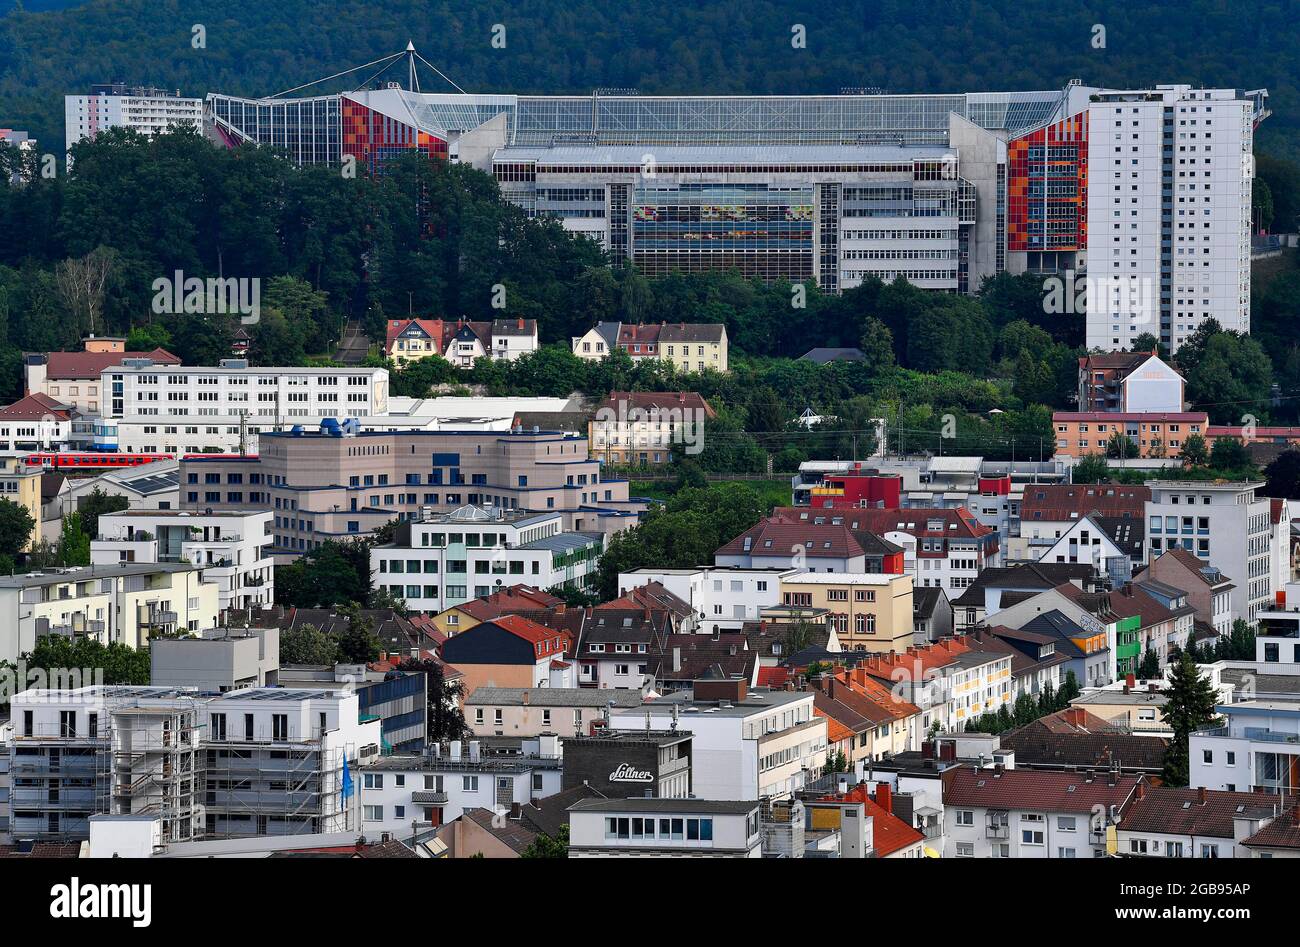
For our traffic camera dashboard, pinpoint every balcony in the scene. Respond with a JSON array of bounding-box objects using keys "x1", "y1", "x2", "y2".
[{"x1": 411, "y1": 790, "x2": 449, "y2": 805}]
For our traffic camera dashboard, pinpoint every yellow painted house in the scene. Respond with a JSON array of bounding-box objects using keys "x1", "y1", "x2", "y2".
[{"x1": 778, "y1": 571, "x2": 914, "y2": 654}]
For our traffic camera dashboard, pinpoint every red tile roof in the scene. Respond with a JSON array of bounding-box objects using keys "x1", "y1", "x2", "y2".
[
  {"x1": 454, "y1": 585, "x2": 565, "y2": 622},
  {"x1": 715, "y1": 519, "x2": 864, "y2": 560},
  {"x1": 42, "y1": 347, "x2": 180, "y2": 380},
  {"x1": 0, "y1": 392, "x2": 72, "y2": 420},
  {"x1": 1020, "y1": 484, "x2": 1150, "y2": 522},
  {"x1": 491, "y1": 613, "x2": 569, "y2": 647},
  {"x1": 385, "y1": 318, "x2": 446, "y2": 355},
  {"x1": 817, "y1": 784, "x2": 924, "y2": 857},
  {"x1": 1122, "y1": 786, "x2": 1289, "y2": 839},
  {"x1": 1053, "y1": 411, "x2": 1207, "y2": 423},
  {"x1": 1243, "y1": 806, "x2": 1300, "y2": 850},
  {"x1": 944, "y1": 767, "x2": 1143, "y2": 814},
  {"x1": 772, "y1": 506, "x2": 994, "y2": 541},
  {"x1": 596, "y1": 391, "x2": 716, "y2": 417}
]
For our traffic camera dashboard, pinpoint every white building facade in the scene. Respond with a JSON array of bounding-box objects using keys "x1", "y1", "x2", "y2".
[
  {"x1": 91, "y1": 509, "x2": 275, "y2": 613},
  {"x1": 1085, "y1": 86, "x2": 1254, "y2": 353},
  {"x1": 103, "y1": 360, "x2": 390, "y2": 455}
]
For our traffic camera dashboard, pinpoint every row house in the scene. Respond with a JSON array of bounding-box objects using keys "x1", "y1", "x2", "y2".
[
  {"x1": 385, "y1": 317, "x2": 539, "y2": 366},
  {"x1": 773, "y1": 505, "x2": 995, "y2": 593}
]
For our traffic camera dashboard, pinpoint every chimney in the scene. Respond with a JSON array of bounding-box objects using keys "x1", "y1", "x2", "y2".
[
  {"x1": 510, "y1": 801, "x2": 522, "y2": 820},
  {"x1": 1125, "y1": 673, "x2": 1136, "y2": 689},
  {"x1": 1136, "y1": 782, "x2": 1146, "y2": 801},
  {"x1": 874, "y1": 781, "x2": 892, "y2": 814},
  {"x1": 1293, "y1": 805, "x2": 1300, "y2": 826},
  {"x1": 522, "y1": 691, "x2": 530, "y2": 706},
  {"x1": 672, "y1": 647, "x2": 681, "y2": 673},
  {"x1": 1198, "y1": 786, "x2": 1208, "y2": 806}
]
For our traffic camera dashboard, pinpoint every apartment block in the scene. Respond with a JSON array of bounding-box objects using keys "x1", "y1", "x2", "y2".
[
  {"x1": 944, "y1": 767, "x2": 1142, "y2": 858},
  {"x1": 91, "y1": 509, "x2": 274, "y2": 613},
  {"x1": 103, "y1": 359, "x2": 389, "y2": 455},
  {"x1": 0, "y1": 563, "x2": 220, "y2": 662},
  {"x1": 370, "y1": 505, "x2": 602, "y2": 614},
  {"x1": 1144, "y1": 480, "x2": 1275, "y2": 623},
  {"x1": 1085, "y1": 86, "x2": 1254, "y2": 352},
  {"x1": 1051, "y1": 411, "x2": 1207, "y2": 459},
  {"x1": 179, "y1": 426, "x2": 644, "y2": 554},
  {"x1": 359, "y1": 737, "x2": 563, "y2": 835},
  {"x1": 568, "y1": 798, "x2": 762, "y2": 858},
  {"x1": 65, "y1": 82, "x2": 203, "y2": 157},
  {"x1": 1192, "y1": 701, "x2": 1300, "y2": 796}
]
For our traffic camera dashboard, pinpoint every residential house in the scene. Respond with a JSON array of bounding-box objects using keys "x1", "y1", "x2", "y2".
[
  {"x1": 943, "y1": 767, "x2": 1143, "y2": 858},
  {"x1": 589, "y1": 391, "x2": 716, "y2": 467},
  {"x1": 997, "y1": 707, "x2": 1167, "y2": 776},
  {"x1": 438, "y1": 615, "x2": 575, "y2": 695},
  {"x1": 776, "y1": 571, "x2": 914, "y2": 654},
  {"x1": 464, "y1": 687, "x2": 645, "y2": 738},
  {"x1": 1077, "y1": 350, "x2": 1185, "y2": 414},
  {"x1": 1117, "y1": 784, "x2": 1291, "y2": 858},
  {"x1": 1137, "y1": 548, "x2": 1234, "y2": 636}
]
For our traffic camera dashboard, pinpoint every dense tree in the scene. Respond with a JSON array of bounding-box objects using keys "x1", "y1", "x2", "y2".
[
  {"x1": 1071, "y1": 455, "x2": 1113, "y2": 485},
  {"x1": 399, "y1": 656, "x2": 469, "y2": 744},
  {"x1": 0, "y1": 497, "x2": 34, "y2": 557},
  {"x1": 1161, "y1": 652, "x2": 1223, "y2": 787},
  {"x1": 520, "y1": 825, "x2": 570, "y2": 858},
  {"x1": 335, "y1": 603, "x2": 382, "y2": 664},
  {"x1": 275, "y1": 541, "x2": 371, "y2": 608},
  {"x1": 279, "y1": 623, "x2": 339, "y2": 665},
  {"x1": 77, "y1": 488, "x2": 130, "y2": 539},
  {"x1": 1263, "y1": 449, "x2": 1300, "y2": 499}
]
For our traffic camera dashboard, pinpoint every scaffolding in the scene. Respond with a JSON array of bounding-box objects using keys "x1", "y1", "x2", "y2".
[
  {"x1": 107, "y1": 705, "x2": 202, "y2": 843},
  {"x1": 200, "y1": 726, "x2": 357, "y2": 839}
]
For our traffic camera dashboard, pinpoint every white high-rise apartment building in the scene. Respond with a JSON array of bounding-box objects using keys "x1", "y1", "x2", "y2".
[
  {"x1": 104, "y1": 359, "x2": 389, "y2": 454},
  {"x1": 65, "y1": 82, "x2": 204, "y2": 158},
  {"x1": 1144, "y1": 480, "x2": 1275, "y2": 624},
  {"x1": 1086, "y1": 86, "x2": 1254, "y2": 353}
]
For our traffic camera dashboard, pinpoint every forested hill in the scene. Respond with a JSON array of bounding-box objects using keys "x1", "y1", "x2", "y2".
[{"x1": 1, "y1": 0, "x2": 1298, "y2": 157}]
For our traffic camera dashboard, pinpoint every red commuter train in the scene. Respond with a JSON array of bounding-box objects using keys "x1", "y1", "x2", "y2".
[{"x1": 22, "y1": 452, "x2": 174, "y2": 470}]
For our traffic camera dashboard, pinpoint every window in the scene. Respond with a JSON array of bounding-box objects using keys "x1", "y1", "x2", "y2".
[
  {"x1": 1021, "y1": 829, "x2": 1045, "y2": 845},
  {"x1": 462, "y1": 776, "x2": 479, "y2": 792},
  {"x1": 363, "y1": 806, "x2": 383, "y2": 821},
  {"x1": 955, "y1": 842, "x2": 975, "y2": 857},
  {"x1": 955, "y1": 810, "x2": 974, "y2": 826}
]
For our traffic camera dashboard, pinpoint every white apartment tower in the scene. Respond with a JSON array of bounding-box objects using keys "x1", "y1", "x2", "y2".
[
  {"x1": 65, "y1": 82, "x2": 204, "y2": 158},
  {"x1": 1085, "y1": 86, "x2": 1255, "y2": 353}
]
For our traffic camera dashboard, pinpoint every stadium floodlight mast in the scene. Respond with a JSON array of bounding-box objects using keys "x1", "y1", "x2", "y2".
[{"x1": 268, "y1": 40, "x2": 468, "y2": 98}]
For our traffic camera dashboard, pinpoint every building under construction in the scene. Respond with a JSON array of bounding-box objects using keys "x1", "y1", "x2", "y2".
[{"x1": 5, "y1": 685, "x2": 381, "y2": 844}]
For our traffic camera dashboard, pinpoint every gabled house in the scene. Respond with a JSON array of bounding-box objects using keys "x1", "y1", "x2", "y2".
[
  {"x1": 1138, "y1": 548, "x2": 1234, "y2": 636},
  {"x1": 438, "y1": 614, "x2": 574, "y2": 696},
  {"x1": 1077, "y1": 350, "x2": 1185, "y2": 414}
]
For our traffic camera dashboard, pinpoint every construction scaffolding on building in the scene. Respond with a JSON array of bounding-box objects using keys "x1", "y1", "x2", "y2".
[{"x1": 108, "y1": 704, "x2": 203, "y2": 843}]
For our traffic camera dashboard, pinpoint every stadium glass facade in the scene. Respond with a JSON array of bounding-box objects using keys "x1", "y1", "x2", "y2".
[{"x1": 202, "y1": 78, "x2": 1266, "y2": 324}]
